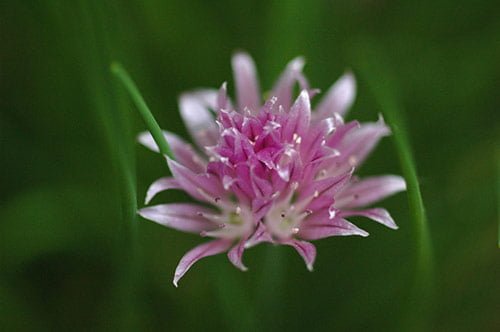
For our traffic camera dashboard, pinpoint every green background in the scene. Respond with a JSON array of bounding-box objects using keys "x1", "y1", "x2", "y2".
[{"x1": 1, "y1": 0, "x2": 498, "y2": 331}]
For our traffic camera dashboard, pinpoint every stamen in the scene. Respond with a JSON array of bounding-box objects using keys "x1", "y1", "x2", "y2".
[
  {"x1": 324, "y1": 117, "x2": 335, "y2": 135},
  {"x1": 197, "y1": 212, "x2": 224, "y2": 223},
  {"x1": 262, "y1": 96, "x2": 278, "y2": 114},
  {"x1": 196, "y1": 187, "x2": 233, "y2": 210},
  {"x1": 297, "y1": 209, "x2": 313, "y2": 220},
  {"x1": 333, "y1": 112, "x2": 344, "y2": 126},
  {"x1": 263, "y1": 121, "x2": 281, "y2": 134},
  {"x1": 292, "y1": 133, "x2": 302, "y2": 145},
  {"x1": 328, "y1": 205, "x2": 337, "y2": 219}
]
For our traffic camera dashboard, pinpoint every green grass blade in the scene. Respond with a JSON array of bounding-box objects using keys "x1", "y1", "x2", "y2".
[
  {"x1": 352, "y1": 43, "x2": 434, "y2": 330},
  {"x1": 111, "y1": 62, "x2": 174, "y2": 160},
  {"x1": 71, "y1": 1, "x2": 140, "y2": 329},
  {"x1": 497, "y1": 148, "x2": 500, "y2": 248}
]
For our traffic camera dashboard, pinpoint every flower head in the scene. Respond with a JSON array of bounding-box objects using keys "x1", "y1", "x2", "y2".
[{"x1": 138, "y1": 52, "x2": 406, "y2": 286}]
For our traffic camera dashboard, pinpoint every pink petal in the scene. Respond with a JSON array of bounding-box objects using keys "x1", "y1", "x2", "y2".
[
  {"x1": 299, "y1": 215, "x2": 369, "y2": 240},
  {"x1": 245, "y1": 221, "x2": 273, "y2": 248},
  {"x1": 298, "y1": 168, "x2": 353, "y2": 211},
  {"x1": 324, "y1": 119, "x2": 360, "y2": 149},
  {"x1": 315, "y1": 71, "x2": 356, "y2": 119},
  {"x1": 138, "y1": 203, "x2": 220, "y2": 233},
  {"x1": 282, "y1": 90, "x2": 311, "y2": 141},
  {"x1": 300, "y1": 117, "x2": 336, "y2": 163},
  {"x1": 251, "y1": 198, "x2": 274, "y2": 222},
  {"x1": 227, "y1": 237, "x2": 249, "y2": 271},
  {"x1": 282, "y1": 239, "x2": 317, "y2": 271},
  {"x1": 138, "y1": 131, "x2": 206, "y2": 172},
  {"x1": 179, "y1": 90, "x2": 219, "y2": 149},
  {"x1": 272, "y1": 57, "x2": 305, "y2": 110},
  {"x1": 337, "y1": 116, "x2": 390, "y2": 168},
  {"x1": 232, "y1": 52, "x2": 261, "y2": 111},
  {"x1": 217, "y1": 82, "x2": 233, "y2": 110},
  {"x1": 167, "y1": 157, "x2": 227, "y2": 205},
  {"x1": 145, "y1": 177, "x2": 181, "y2": 204},
  {"x1": 173, "y1": 239, "x2": 233, "y2": 287},
  {"x1": 335, "y1": 175, "x2": 406, "y2": 208},
  {"x1": 340, "y1": 208, "x2": 398, "y2": 229}
]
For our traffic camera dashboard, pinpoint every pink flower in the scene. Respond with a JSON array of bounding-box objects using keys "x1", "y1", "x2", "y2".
[{"x1": 138, "y1": 53, "x2": 406, "y2": 286}]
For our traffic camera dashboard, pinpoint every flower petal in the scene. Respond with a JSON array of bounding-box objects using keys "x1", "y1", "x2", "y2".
[
  {"x1": 217, "y1": 82, "x2": 233, "y2": 110},
  {"x1": 299, "y1": 215, "x2": 369, "y2": 240},
  {"x1": 272, "y1": 57, "x2": 305, "y2": 110},
  {"x1": 283, "y1": 239, "x2": 316, "y2": 271},
  {"x1": 336, "y1": 116, "x2": 390, "y2": 168},
  {"x1": 315, "y1": 71, "x2": 356, "y2": 119},
  {"x1": 173, "y1": 239, "x2": 233, "y2": 287},
  {"x1": 232, "y1": 52, "x2": 261, "y2": 112},
  {"x1": 167, "y1": 157, "x2": 227, "y2": 205},
  {"x1": 335, "y1": 175, "x2": 406, "y2": 208},
  {"x1": 138, "y1": 131, "x2": 207, "y2": 172},
  {"x1": 282, "y1": 90, "x2": 311, "y2": 142},
  {"x1": 298, "y1": 168, "x2": 353, "y2": 211},
  {"x1": 138, "y1": 203, "x2": 220, "y2": 233},
  {"x1": 340, "y1": 208, "x2": 398, "y2": 229},
  {"x1": 245, "y1": 221, "x2": 273, "y2": 248},
  {"x1": 300, "y1": 117, "x2": 336, "y2": 164},
  {"x1": 227, "y1": 237, "x2": 249, "y2": 271},
  {"x1": 179, "y1": 90, "x2": 219, "y2": 149},
  {"x1": 145, "y1": 177, "x2": 181, "y2": 204}
]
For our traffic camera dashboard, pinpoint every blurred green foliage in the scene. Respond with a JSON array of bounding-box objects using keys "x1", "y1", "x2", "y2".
[{"x1": 1, "y1": 0, "x2": 498, "y2": 331}]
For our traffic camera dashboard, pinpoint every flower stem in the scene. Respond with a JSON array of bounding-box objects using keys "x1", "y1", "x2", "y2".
[{"x1": 111, "y1": 62, "x2": 174, "y2": 160}]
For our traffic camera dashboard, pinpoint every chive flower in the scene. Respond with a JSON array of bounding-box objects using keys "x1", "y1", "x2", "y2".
[{"x1": 138, "y1": 53, "x2": 406, "y2": 286}]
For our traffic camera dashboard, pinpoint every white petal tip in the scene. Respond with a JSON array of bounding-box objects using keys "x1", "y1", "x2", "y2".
[
  {"x1": 359, "y1": 230, "x2": 370, "y2": 237},
  {"x1": 290, "y1": 56, "x2": 305, "y2": 70},
  {"x1": 137, "y1": 131, "x2": 161, "y2": 153},
  {"x1": 232, "y1": 53, "x2": 257, "y2": 80},
  {"x1": 299, "y1": 89, "x2": 311, "y2": 100},
  {"x1": 233, "y1": 51, "x2": 252, "y2": 60},
  {"x1": 385, "y1": 219, "x2": 399, "y2": 230},
  {"x1": 342, "y1": 70, "x2": 356, "y2": 83}
]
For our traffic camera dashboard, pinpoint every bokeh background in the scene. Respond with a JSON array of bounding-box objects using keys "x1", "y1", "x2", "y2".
[{"x1": 1, "y1": 0, "x2": 498, "y2": 331}]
